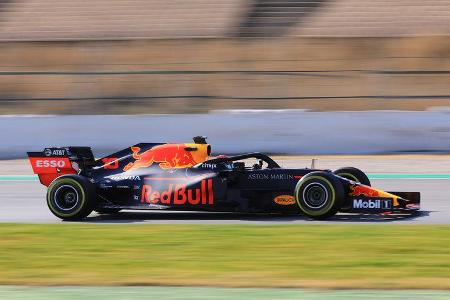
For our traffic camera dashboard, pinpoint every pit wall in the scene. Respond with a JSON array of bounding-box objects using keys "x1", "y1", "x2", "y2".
[{"x1": 3, "y1": 110, "x2": 450, "y2": 159}]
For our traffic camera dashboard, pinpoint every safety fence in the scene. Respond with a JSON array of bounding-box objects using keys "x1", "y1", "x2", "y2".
[{"x1": 2, "y1": 110, "x2": 450, "y2": 158}]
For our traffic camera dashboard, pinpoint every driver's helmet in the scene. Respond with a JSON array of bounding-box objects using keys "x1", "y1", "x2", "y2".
[
  {"x1": 223, "y1": 162, "x2": 234, "y2": 170},
  {"x1": 214, "y1": 155, "x2": 233, "y2": 170}
]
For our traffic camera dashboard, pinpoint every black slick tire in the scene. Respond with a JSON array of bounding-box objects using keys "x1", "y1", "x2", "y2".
[
  {"x1": 46, "y1": 175, "x2": 96, "y2": 221},
  {"x1": 294, "y1": 171, "x2": 345, "y2": 220},
  {"x1": 334, "y1": 167, "x2": 371, "y2": 186}
]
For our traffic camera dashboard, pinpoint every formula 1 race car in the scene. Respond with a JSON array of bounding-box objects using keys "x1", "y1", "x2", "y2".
[{"x1": 27, "y1": 137, "x2": 420, "y2": 221}]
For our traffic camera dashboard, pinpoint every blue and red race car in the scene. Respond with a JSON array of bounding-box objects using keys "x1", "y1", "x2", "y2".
[{"x1": 28, "y1": 137, "x2": 420, "y2": 221}]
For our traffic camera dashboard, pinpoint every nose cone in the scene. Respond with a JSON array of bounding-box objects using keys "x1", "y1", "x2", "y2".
[{"x1": 350, "y1": 183, "x2": 400, "y2": 206}]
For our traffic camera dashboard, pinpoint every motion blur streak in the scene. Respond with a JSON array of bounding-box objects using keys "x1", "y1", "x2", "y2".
[
  {"x1": 0, "y1": 286, "x2": 449, "y2": 300},
  {"x1": 0, "y1": 1, "x2": 449, "y2": 114}
]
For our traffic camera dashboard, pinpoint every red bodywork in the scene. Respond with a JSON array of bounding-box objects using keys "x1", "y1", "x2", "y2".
[
  {"x1": 349, "y1": 185, "x2": 380, "y2": 197},
  {"x1": 124, "y1": 144, "x2": 198, "y2": 171},
  {"x1": 28, "y1": 156, "x2": 77, "y2": 186}
]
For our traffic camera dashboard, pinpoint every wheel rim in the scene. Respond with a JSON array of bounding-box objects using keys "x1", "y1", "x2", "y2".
[
  {"x1": 54, "y1": 185, "x2": 79, "y2": 211},
  {"x1": 302, "y1": 182, "x2": 329, "y2": 209}
]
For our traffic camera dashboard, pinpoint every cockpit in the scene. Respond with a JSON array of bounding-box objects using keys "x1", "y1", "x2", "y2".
[{"x1": 196, "y1": 153, "x2": 281, "y2": 171}]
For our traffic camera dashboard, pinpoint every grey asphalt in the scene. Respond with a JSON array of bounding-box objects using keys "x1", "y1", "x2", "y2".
[
  {"x1": 1, "y1": 179, "x2": 449, "y2": 224},
  {"x1": 1, "y1": 286, "x2": 450, "y2": 300}
]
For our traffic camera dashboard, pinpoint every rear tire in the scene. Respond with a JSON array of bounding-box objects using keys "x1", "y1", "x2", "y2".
[
  {"x1": 334, "y1": 167, "x2": 371, "y2": 186},
  {"x1": 295, "y1": 171, "x2": 345, "y2": 220},
  {"x1": 46, "y1": 175, "x2": 96, "y2": 221}
]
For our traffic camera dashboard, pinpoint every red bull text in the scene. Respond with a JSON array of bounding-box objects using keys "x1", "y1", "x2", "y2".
[{"x1": 141, "y1": 179, "x2": 214, "y2": 206}]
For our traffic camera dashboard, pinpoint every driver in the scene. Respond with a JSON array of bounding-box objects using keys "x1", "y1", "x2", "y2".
[{"x1": 253, "y1": 160, "x2": 263, "y2": 170}]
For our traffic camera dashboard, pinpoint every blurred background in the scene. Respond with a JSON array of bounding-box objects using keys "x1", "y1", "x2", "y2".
[{"x1": 0, "y1": 0, "x2": 450, "y2": 156}]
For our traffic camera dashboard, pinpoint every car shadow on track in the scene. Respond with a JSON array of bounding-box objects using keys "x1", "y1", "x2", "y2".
[{"x1": 81, "y1": 210, "x2": 429, "y2": 224}]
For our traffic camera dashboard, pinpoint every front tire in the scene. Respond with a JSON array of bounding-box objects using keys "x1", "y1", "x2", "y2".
[
  {"x1": 295, "y1": 171, "x2": 345, "y2": 220},
  {"x1": 46, "y1": 175, "x2": 96, "y2": 221},
  {"x1": 334, "y1": 167, "x2": 371, "y2": 186}
]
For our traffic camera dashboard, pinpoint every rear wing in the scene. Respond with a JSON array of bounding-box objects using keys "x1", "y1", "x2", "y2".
[{"x1": 27, "y1": 147, "x2": 95, "y2": 186}]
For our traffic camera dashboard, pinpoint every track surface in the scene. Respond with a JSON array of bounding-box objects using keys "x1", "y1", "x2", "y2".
[
  {"x1": 2, "y1": 156, "x2": 449, "y2": 224},
  {"x1": 1, "y1": 286, "x2": 449, "y2": 300}
]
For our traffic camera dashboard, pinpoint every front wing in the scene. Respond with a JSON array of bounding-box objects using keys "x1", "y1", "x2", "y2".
[{"x1": 347, "y1": 191, "x2": 420, "y2": 213}]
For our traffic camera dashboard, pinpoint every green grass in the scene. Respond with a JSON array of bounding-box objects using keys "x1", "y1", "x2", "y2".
[{"x1": 0, "y1": 224, "x2": 449, "y2": 289}]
